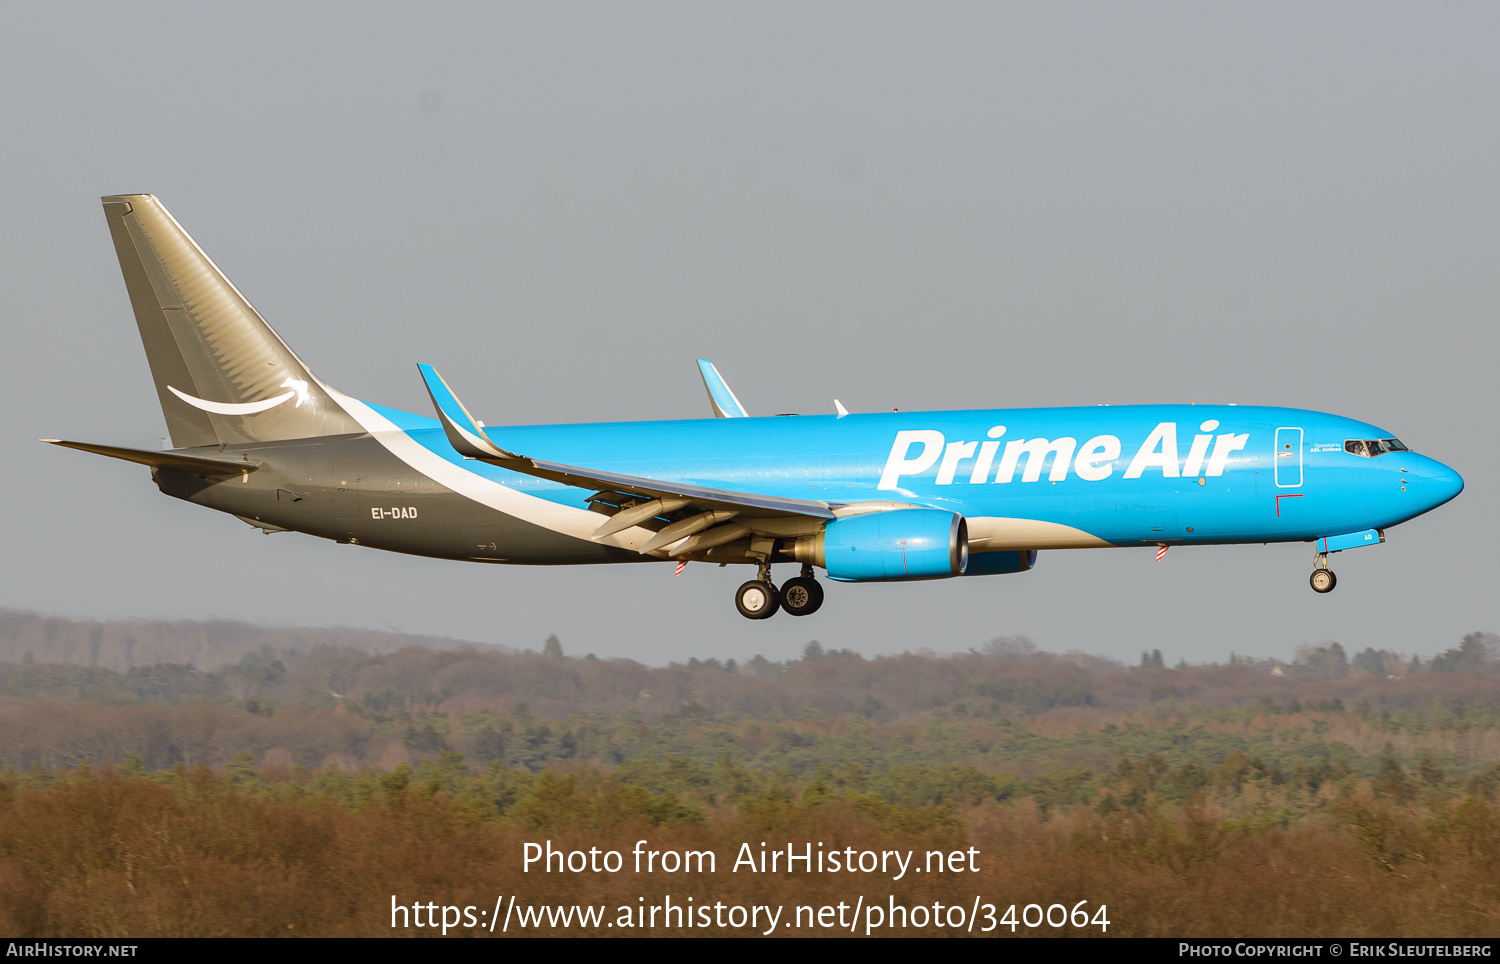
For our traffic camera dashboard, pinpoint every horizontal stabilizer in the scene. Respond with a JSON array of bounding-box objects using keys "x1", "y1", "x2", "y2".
[
  {"x1": 41, "y1": 439, "x2": 257, "y2": 475},
  {"x1": 697, "y1": 360, "x2": 748, "y2": 418}
]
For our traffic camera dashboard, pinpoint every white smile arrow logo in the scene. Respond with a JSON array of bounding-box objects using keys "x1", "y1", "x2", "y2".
[{"x1": 169, "y1": 378, "x2": 311, "y2": 416}]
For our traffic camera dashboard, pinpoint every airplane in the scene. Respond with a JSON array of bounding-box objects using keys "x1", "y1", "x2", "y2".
[{"x1": 45, "y1": 195, "x2": 1464, "y2": 620}]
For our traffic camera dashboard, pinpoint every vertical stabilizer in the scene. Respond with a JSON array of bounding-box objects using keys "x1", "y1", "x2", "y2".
[{"x1": 101, "y1": 195, "x2": 358, "y2": 447}]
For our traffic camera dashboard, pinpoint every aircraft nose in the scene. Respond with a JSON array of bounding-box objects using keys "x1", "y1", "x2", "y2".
[{"x1": 1409, "y1": 455, "x2": 1464, "y2": 510}]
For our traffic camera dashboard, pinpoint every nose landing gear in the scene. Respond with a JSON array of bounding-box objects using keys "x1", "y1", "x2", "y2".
[{"x1": 1309, "y1": 551, "x2": 1337, "y2": 594}]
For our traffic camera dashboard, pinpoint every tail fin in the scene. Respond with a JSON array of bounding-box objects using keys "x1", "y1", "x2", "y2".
[{"x1": 101, "y1": 195, "x2": 358, "y2": 447}]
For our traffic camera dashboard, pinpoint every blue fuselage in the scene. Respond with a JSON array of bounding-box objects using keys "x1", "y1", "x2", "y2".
[{"x1": 356, "y1": 401, "x2": 1461, "y2": 556}]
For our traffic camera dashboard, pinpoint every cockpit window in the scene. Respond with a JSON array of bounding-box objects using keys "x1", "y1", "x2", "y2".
[{"x1": 1344, "y1": 438, "x2": 1409, "y2": 458}]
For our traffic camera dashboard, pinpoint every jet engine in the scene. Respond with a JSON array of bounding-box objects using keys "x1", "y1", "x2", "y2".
[{"x1": 793, "y1": 508, "x2": 968, "y2": 582}]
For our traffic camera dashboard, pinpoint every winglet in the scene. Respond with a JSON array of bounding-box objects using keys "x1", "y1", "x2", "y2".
[
  {"x1": 834, "y1": 399, "x2": 849, "y2": 418},
  {"x1": 697, "y1": 360, "x2": 749, "y2": 418},
  {"x1": 416, "y1": 364, "x2": 520, "y2": 461}
]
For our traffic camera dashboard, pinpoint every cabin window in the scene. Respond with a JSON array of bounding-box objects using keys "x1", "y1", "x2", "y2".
[{"x1": 1344, "y1": 438, "x2": 1409, "y2": 458}]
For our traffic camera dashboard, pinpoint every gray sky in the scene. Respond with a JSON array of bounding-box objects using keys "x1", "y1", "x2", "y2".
[{"x1": 3, "y1": 2, "x2": 1495, "y2": 667}]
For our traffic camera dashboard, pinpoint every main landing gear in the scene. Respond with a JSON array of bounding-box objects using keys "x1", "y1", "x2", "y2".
[
  {"x1": 734, "y1": 563, "x2": 824, "y2": 620},
  {"x1": 1309, "y1": 551, "x2": 1337, "y2": 594},
  {"x1": 735, "y1": 579, "x2": 779, "y2": 619},
  {"x1": 780, "y1": 569, "x2": 825, "y2": 617}
]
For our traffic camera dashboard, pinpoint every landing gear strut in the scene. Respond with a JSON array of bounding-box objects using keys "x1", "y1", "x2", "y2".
[
  {"x1": 734, "y1": 563, "x2": 825, "y2": 619},
  {"x1": 1309, "y1": 551, "x2": 1337, "y2": 594}
]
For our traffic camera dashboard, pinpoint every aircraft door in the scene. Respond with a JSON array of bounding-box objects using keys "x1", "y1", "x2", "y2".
[{"x1": 1274, "y1": 428, "x2": 1304, "y2": 488}]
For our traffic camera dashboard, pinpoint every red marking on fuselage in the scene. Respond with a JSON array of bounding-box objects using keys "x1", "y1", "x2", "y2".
[{"x1": 1275, "y1": 494, "x2": 1304, "y2": 518}]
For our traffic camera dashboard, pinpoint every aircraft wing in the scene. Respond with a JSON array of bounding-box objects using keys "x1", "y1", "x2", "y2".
[{"x1": 417, "y1": 365, "x2": 834, "y2": 550}]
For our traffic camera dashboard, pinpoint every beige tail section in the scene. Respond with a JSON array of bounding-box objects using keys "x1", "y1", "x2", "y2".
[{"x1": 102, "y1": 195, "x2": 358, "y2": 448}]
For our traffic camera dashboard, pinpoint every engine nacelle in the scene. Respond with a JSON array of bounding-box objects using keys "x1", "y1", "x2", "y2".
[
  {"x1": 799, "y1": 508, "x2": 968, "y2": 582},
  {"x1": 964, "y1": 549, "x2": 1038, "y2": 576}
]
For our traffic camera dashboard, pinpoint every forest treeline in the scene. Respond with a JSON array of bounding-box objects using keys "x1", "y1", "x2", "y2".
[
  {"x1": 5, "y1": 607, "x2": 1495, "y2": 682},
  {"x1": 2, "y1": 757, "x2": 1498, "y2": 936},
  {"x1": 0, "y1": 608, "x2": 508, "y2": 672},
  {"x1": 3, "y1": 622, "x2": 1497, "y2": 722},
  {"x1": 2, "y1": 615, "x2": 1499, "y2": 936},
  {"x1": 4, "y1": 685, "x2": 1499, "y2": 795},
  {"x1": 2, "y1": 630, "x2": 1498, "y2": 787}
]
